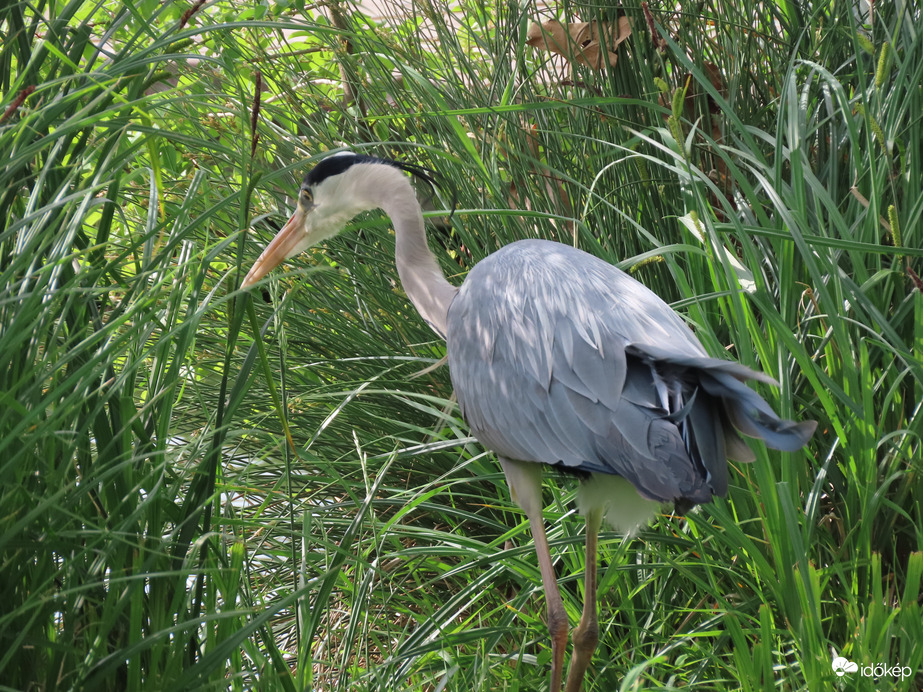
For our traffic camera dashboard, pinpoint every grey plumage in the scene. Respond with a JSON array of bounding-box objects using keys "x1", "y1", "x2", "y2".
[{"x1": 447, "y1": 239, "x2": 815, "y2": 507}]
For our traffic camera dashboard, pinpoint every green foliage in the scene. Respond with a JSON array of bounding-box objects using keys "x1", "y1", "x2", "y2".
[{"x1": 1, "y1": 0, "x2": 920, "y2": 690}]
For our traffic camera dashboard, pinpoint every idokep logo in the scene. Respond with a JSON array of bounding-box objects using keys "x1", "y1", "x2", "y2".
[
  {"x1": 831, "y1": 655, "x2": 912, "y2": 680},
  {"x1": 832, "y1": 656, "x2": 858, "y2": 677}
]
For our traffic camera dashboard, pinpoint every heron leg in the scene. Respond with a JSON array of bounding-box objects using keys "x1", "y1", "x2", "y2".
[
  {"x1": 564, "y1": 508, "x2": 603, "y2": 692},
  {"x1": 500, "y1": 458, "x2": 569, "y2": 692},
  {"x1": 526, "y1": 503, "x2": 569, "y2": 692}
]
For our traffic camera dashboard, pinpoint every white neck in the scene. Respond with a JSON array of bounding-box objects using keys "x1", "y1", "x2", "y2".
[{"x1": 361, "y1": 164, "x2": 458, "y2": 337}]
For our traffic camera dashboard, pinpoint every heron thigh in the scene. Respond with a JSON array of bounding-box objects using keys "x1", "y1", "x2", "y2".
[
  {"x1": 499, "y1": 458, "x2": 545, "y2": 517},
  {"x1": 577, "y1": 473, "x2": 661, "y2": 535}
]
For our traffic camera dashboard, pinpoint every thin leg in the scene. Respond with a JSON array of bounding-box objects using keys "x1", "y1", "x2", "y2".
[
  {"x1": 500, "y1": 458, "x2": 569, "y2": 692},
  {"x1": 525, "y1": 504, "x2": 569, "y2": 692},
  {"x1": 564, "y1": 508, "x2": 603, "y2": 692}
]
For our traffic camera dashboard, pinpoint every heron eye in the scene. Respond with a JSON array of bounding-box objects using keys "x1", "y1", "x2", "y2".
[{"x1": 300, "y1": 189, "x2": 314, "y2": 207}]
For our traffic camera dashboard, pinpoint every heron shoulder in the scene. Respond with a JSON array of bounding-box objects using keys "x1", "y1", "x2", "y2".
[{"x1": 448, "y1": 238, "x2": 703, "y2": 357}]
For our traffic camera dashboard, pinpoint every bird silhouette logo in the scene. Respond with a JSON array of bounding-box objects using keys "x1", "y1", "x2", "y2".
[{"x1": 832, "y1": 656, "x2": 859, "y2": 676}]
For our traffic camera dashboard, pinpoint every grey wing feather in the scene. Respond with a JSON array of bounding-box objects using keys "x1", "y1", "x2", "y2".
[{"x1": 446, "y1": 239, "x2": 815, "y2": 507}]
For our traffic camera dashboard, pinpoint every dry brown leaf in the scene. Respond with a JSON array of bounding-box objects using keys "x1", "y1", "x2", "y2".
[{"x1": 526, "y1": 16, "x2": 632, "y2": 70}]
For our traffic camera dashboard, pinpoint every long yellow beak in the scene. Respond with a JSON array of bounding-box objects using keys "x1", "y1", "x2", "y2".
[{"x1": 241, "y1": 208, "x2": 307, "y2": 288}]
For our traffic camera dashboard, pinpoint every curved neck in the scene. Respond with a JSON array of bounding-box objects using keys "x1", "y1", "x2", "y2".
[{"x1": 367, "y1": 167, "x2": 458, "y2": 337}]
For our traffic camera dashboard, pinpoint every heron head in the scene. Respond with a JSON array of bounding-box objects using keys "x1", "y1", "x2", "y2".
[{"x1": 241, "y1": 151, "x2": 396, "y2": 288}]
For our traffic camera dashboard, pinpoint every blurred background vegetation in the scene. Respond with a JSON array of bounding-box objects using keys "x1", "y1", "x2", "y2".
[{"x1": 1, "y1": 0, "x2": 921, "y2": 690}]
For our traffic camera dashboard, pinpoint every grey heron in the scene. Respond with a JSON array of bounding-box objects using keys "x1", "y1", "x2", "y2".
[{"x1": 241, "y1": 152, "x2": 816, "y2": 692}]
